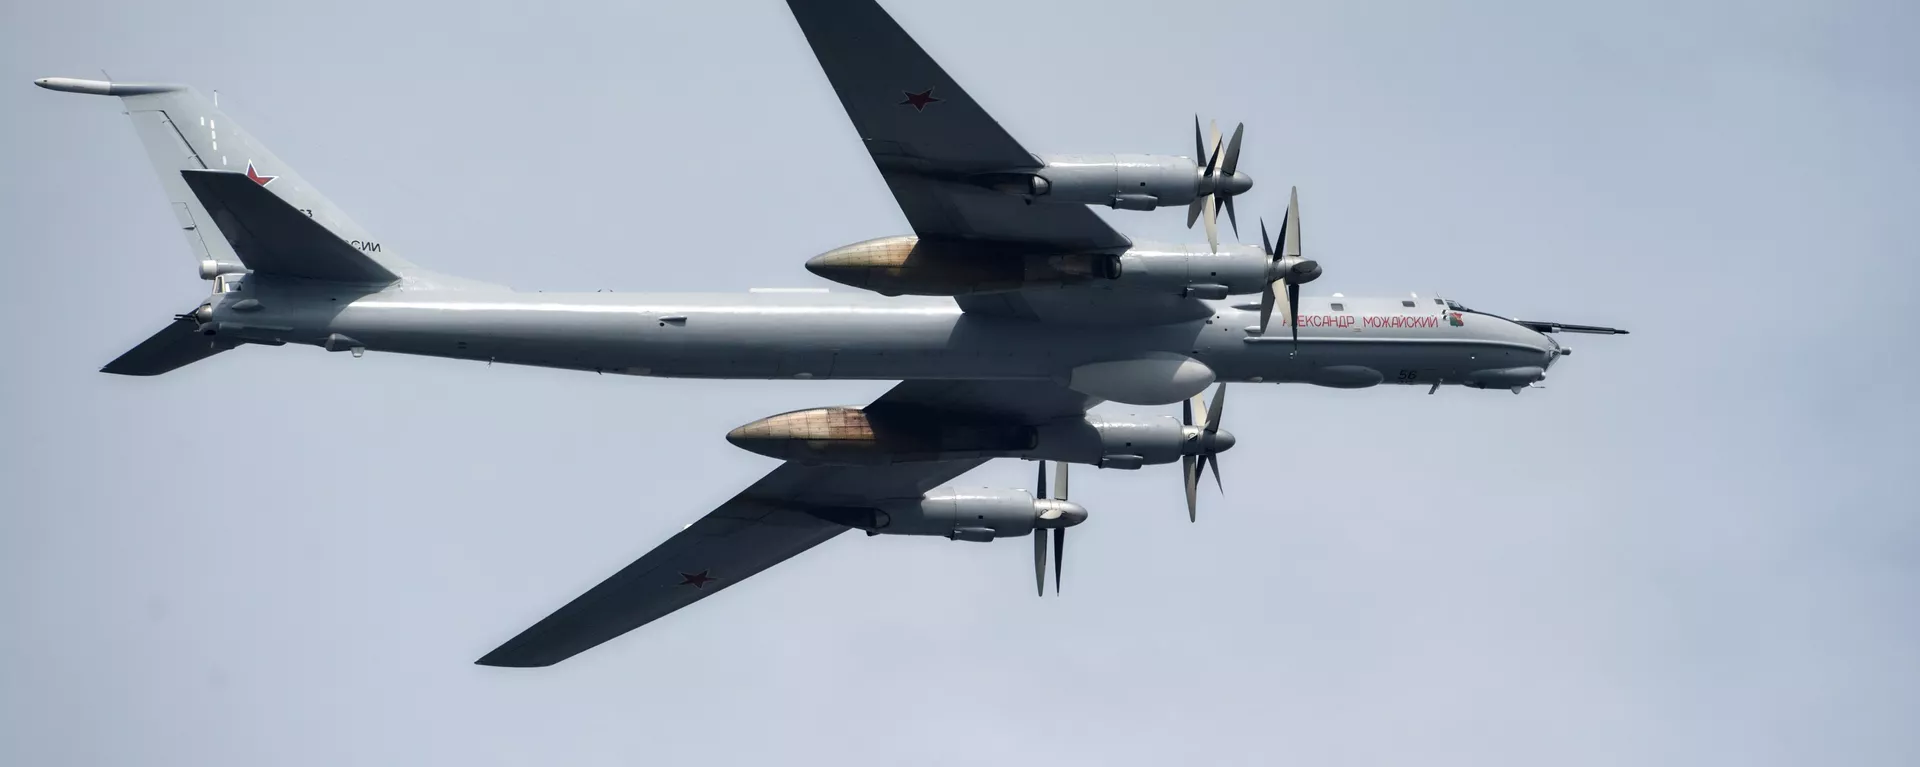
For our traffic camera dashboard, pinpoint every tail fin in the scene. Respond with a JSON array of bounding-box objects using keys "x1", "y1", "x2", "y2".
[{"x1": 35, "y1": 77, "x2": 418, "y2": 282}]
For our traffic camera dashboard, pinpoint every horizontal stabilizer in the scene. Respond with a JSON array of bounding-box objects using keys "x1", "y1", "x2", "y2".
[
  {"x1": 180, "y1": 169, "x2": 398, "y2": 284},
  {"x1": 101, "y1": 320, "x2": 229, "y2": 376}
]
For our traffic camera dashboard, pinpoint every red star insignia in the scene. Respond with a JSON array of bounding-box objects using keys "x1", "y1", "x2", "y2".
[
  {"x1": 245, "y1": 161, "x2": 277, "y2": 187},
  {"x1": 899, "y1": 88, "x2": 942, "y2": 111},
  {"x1": 678, "y1": 570, "x2": 716, "y2": 588}
]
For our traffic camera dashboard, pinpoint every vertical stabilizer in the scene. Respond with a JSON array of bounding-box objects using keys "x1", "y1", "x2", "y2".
[{"x1": 36, "y1": 77, "x2": 421, "y2": 281}]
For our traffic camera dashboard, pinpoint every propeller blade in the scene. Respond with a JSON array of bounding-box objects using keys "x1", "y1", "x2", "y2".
[
  {"x1": 1183, "y1": 455, "x2": 1198, "y2": 523},
  {"x1": 1276, "y1": 200, "x2": 1293, "y2": 258},
  {"x1": 1189, "y1": 392, "x2": 1208, "y2": 431},
  {"x1": 1036, "y1": 459, "x2": 1047, "y2": 501},
  {"x1": 1204, "y1": 383, "x2": 1226, "y2": 435},
  {"x1": 1206, "y1": 452, "x2": 1223, "y2": 494},
  {"x1": 1259, "y1": 281, "x2": 1276, "y2": 334},
  {"x1": 1186, "y1": 197, "x2": 1203, "y2": 229},
  {"x1": 1203, "y1": 139, "x2": 1221, "y2": 177},
  {"x1": 1033, "y1": 527, "x2": 1047, "y2": 597},
  {"x1": 1182, "y1": 394, "x2": 1194, "y2": 427},
  {"x1": 1282, "y1": 187, "x2": 1302, "y2": 258},
  {"x1": 1288, "y1": 282, "x2": 1302, "y2": 351},
  {"x1": 1054, "y1": 461, "x2": 1069, "y2": 501},
  {"x1": 1259, "y1": 218, "x2": 1274, "y2": 258},
  {"x1": 1203, "y1": 193, "x2": 1219, "y2": 253},
  {"x1": 1209, "y1": 119, "x2": 1223, "y2": 175},
  {"x1": 1222, "y1": 195, "x2": 1239, "y2": 238},
  {"x1": 1222, "y1": 122, "x2": 1244, "y2": 176},
  {"x1": 1053, "y1": 526, "x2": 1065, "y2": 594}
]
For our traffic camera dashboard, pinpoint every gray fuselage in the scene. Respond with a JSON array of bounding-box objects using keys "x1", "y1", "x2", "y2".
[{"x1": 203, "y1": 277, "x2": 1560, "y2": 393}]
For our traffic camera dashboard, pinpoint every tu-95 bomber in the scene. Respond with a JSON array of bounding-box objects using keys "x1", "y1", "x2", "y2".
[{"x1": 35, "y1": 0, "x2": 1624, "y2": 667}]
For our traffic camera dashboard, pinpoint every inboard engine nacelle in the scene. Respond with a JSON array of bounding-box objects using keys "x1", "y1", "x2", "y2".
[
  {"x1": 725, "y1": 406, "x2": 1223, "y2": 470},
  {"x1": 805, "y1": 235, "x2": 1283, "y2": 299},
  {"x1": 808, "y1": 488, "x2": 1085, "y2": 542}
]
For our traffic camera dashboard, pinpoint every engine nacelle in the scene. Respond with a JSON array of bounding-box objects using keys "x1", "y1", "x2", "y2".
[
  {"x1": 727, "y1": 406, "x2": 1217, "y2": 470},
  {"x1": 805, "y1": 236, "x2": 1276, "y2": 299},
  {"x1": 1114, "y1": 243, "x2": 1274, "y2": 298},
  {"x1": 1021, "y1": 154, "x2": 1200, "y2": 209},
  {"x1": 1031, "y1": 412, "x2": 1191, "y2": 469},
  {"x1": 810, "y1": 488, "x2": 1085, "y2": 542}
]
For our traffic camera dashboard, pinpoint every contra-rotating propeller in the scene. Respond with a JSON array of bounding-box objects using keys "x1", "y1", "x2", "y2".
[
  {"x1": 1032, "y1": 460, "x2": 1083, "y2": 596},
  {"x1": 1180, "y1": 383, "x2": 1237, "y2": 522},
  {"x1": 1257, "y1": 187, "x2": 1323, "y2": 350},
  {"x1": 1185, "y1": 117, "x2": 1252, "y2": 253}
]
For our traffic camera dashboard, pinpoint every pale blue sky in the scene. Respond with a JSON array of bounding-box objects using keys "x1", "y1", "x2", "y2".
[{"x1": 3, "y1": 1, "x2": 1916, "y2": 765}]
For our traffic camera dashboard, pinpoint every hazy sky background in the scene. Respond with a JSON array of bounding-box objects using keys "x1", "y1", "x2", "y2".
[{"x1": 4, "y1": 0, "x2": 1915, "y2": 764}]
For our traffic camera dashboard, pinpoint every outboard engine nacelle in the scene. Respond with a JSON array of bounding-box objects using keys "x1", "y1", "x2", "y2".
[
  {"x1": 1019, "y1": 154, "x2": 1204, "y2": 210},
  {"x1": 811, "y1": 488, "x2": 1085, "y2": 542}
]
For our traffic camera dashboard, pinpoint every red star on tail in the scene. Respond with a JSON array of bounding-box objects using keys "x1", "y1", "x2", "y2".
[
  {"x1": 899, "y1": 88, "x2": 942, "y2": 111},
  {"x1": 245, "y1": 161, "x2": 277, "y2": 187}
]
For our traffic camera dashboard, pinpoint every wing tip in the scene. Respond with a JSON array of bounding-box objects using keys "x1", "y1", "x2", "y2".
[
  {"x1": 475, "y1": 635, "x2": 577, "y2": 668},
  {"x1": 474, "y1": 648, "x2": 558, "y2": 668}
]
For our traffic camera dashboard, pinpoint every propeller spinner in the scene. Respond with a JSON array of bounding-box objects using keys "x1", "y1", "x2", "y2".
[{"x1": 1185, "y1": 117, "x2": 1252, "y2": 253}]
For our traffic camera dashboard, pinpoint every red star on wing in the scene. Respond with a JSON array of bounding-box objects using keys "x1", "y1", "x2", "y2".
[
  {"x1": 245, "y1": 161, "x2": 277, "y2": 187},
  {"x1": 678, "y1": 570, "x2": 716, "y2": 588},
  {"x1": 899, "y1": 88, "x2": 942, "y2": 111}
]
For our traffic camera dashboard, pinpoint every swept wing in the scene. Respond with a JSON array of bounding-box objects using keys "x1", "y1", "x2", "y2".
[
  {"x1": 785, "y1": 0, "x2": 1130, "y2": 253},
  {"x1": 477, "y1": 380, "x2": 1098, "y2": 667}
]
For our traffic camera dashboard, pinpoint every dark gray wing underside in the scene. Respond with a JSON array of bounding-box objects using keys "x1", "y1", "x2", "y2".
[
  {"x1": 475, "y1": 379, "x2": 1105, "y2": 667},
  {"x1": 475, "y1": 458, "x2": 989, "y2": 668},
  {"x1": 785, "y1": 0, "x2": 1129, "y2": 252}
]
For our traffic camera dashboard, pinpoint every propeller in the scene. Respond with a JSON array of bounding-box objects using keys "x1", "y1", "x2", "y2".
[
  {"x1": 1257, "y1": 187, "x2": 1323, "y2": 350},
  {"x1": 1185, "y1": 117, "x2": 1251, "y2": 253},
  {"x1": 1179, "y1": 383, "x2": 1237, "y2": 522},
  {"x1": 1032, "y1": 460, "x2": 1082, "y2": 596}
]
